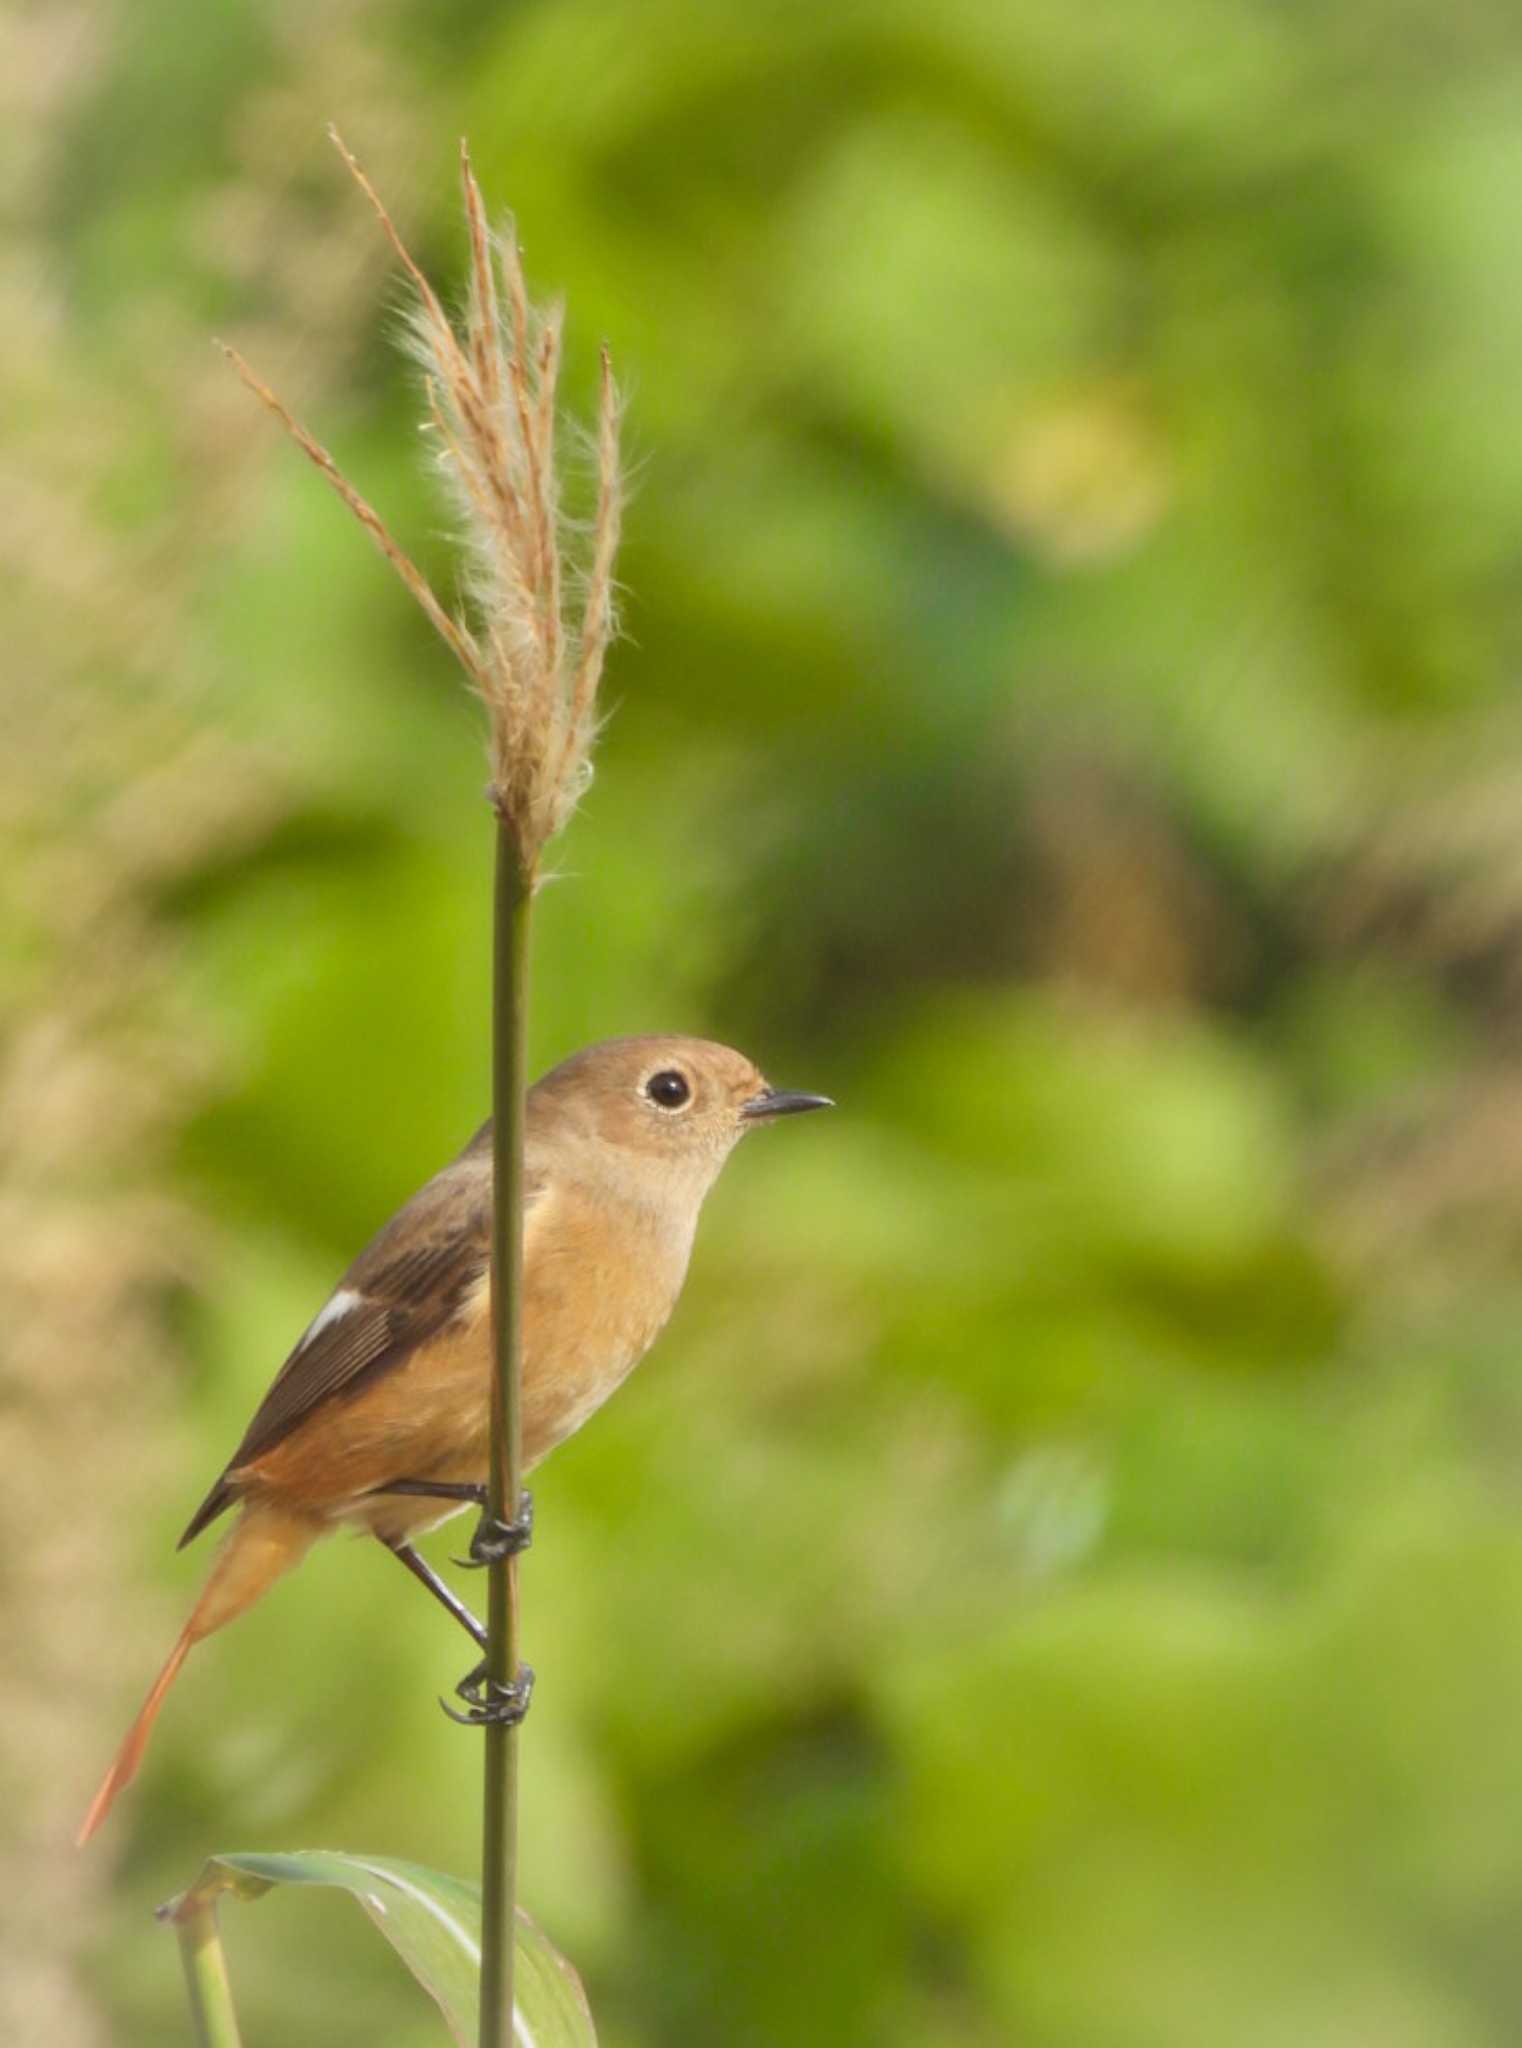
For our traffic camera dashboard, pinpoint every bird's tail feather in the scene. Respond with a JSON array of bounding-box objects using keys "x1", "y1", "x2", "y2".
[
  {"x1": 77, "y1": 1503, "x2": 320, "y2": 1845},
  {"x1": 76, "y1": 1627, "x2": 192, "y2": 1846}
]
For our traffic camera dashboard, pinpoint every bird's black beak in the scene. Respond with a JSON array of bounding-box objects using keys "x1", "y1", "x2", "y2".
[{"x1": 740, "y1": 1087, "x2": 835, "y2": 1122}]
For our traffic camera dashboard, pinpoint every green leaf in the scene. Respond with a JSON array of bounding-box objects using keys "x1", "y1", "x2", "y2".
[{"x1": 160, "y1": 1851, "x2": 597, "y2": 2048}]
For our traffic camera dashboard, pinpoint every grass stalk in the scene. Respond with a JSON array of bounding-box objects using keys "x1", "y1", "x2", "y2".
[
  {"x1": 479, "y1": 826, "x2": 533, "y2": 2046},
  {"x1": 226, "y1": 132, "x2": 621, "y2": 2048},
  {"x1": 170, "y1": 1896, "x2": 244, "y2": 2048}
]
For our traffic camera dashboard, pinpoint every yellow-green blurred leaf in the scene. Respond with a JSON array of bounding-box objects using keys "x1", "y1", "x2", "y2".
[{"x1": 163, "y1": 1852, "x2": 596, "y2": 2048}]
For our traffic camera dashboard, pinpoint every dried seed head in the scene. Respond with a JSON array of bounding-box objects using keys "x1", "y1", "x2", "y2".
[{"x1": 226, "y1": 130, "x2": 623, "y2": 878}]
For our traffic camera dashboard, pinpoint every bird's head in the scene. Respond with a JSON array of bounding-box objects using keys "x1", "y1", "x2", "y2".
[{"x1": 531, "y1": 1034, "x2": 832, "y2": 1196}]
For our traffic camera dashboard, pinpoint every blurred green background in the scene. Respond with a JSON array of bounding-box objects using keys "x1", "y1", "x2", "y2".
[{"x1": 12, "y1": 0, "x2": 1522, "y2": 2041}]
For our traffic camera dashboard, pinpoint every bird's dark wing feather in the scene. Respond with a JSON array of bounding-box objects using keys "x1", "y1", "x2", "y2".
[{"x1": 179, "y1": 1142, "x2": 542, "y2": 1547}]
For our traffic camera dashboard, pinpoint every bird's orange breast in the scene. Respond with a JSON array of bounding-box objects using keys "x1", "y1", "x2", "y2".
[{"x1": 234, "y1": 1183, "x2": 690, "y2": 1542}]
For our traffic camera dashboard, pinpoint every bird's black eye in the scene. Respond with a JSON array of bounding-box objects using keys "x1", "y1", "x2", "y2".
[{"x1": 645, "y1": 1069, "x2": 691, "y2": 1110}]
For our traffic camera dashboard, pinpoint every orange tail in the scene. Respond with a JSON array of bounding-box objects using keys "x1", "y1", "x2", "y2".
[
  {"x1": 77, "y1": 1503, "x2": 320, "y2": 1845},
  {"x1": 76, "y1": 1628, "x2": 193, "y2": 1846}
]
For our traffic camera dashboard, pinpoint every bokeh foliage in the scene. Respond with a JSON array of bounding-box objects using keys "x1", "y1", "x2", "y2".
[{"x1": 19, "y1": 0, "x2": 1522, "y2": 2041}]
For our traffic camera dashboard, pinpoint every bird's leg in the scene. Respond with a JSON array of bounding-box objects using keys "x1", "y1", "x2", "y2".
[
  {"x1": 442, "y1": 1658, "x2": 535, "y2": 1728},
  {"x1": 383, "y1": 1539, "x2": 533, "y2": 1722},
  {"x1": 369, "y1": 1478, "x2": 485, "y2": 1505},
  {"x1": 370, "y1": 1482, "x2": 534, "y2": 1719},
  {"x1": 456, "y1": 1488, "x2": 534, "y2": 1569},
  {"x1": 381, "y1": 1537, "x2": 487, "y2": 1649},
  {"x1": 365, "y1": 1478, "x2": 535, "y2": 1570}
]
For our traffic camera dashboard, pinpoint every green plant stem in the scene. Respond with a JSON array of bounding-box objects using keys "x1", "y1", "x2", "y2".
[
  {"x1": 479, "y1": 821, "x2": 532, "y2": 2048},
  {"x1": 171, "y1": 1896, "x2": 244, "y2": 2048}
]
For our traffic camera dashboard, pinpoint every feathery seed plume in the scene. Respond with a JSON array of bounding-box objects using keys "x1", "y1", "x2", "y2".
[{"x1": 223, "y1": 130, "x2": 623, "y2": 875}]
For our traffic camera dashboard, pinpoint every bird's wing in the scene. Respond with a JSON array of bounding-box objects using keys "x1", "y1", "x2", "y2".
[{"x1": 179, "y1": 1148, "x2": 545, "y2": 1547}]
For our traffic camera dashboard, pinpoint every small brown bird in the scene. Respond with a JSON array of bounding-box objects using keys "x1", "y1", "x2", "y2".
[{"x1": 79, "y1": 1035, "x2": 830, "y2": 1842}]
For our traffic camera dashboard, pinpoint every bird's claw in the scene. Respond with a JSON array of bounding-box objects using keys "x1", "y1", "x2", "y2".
[
  {"x1": 454, "y1": 1489, "x2": 534, "y2": 1569},
  {"x1": 441, "y1": 1658, "x2": 535, "y2": 1727}
]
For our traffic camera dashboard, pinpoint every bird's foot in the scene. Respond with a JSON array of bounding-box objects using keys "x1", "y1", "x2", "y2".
[
  {"x1": 454, "y1": 1489, "x2": 534, "y2": 1569},
  {"x1": 442, "y1": 1658, "x2": 535, "y2": 1727}
]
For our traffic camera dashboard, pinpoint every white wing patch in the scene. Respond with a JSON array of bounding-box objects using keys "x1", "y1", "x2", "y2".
[{"x1": 295, "y1": 1286, "x2": 363, "y2": 1352}]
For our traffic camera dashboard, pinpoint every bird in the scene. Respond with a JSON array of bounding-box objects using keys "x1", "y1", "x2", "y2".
[{"x1": 78, "y1": 1034, "x2": 831, "y2": 1843}]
